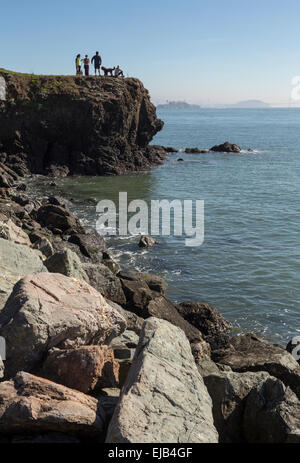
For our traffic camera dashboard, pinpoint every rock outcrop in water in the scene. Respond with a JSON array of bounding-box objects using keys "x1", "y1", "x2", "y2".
[{"x1": 0, "y1": 70, "x2": 164, "y2": 177}]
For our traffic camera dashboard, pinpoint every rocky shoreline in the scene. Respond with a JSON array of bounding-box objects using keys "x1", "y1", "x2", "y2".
[
  {"x1": 0, "y1": 71, "x2": 299, "y2": 444},
  {"x1": 0, "y1": 170, "x2": 299, "y2": 443}
]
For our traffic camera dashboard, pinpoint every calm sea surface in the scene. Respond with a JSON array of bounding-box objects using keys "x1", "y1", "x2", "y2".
[{"x1": 28, "y1": 108, "x2": 300, "y2": 344}]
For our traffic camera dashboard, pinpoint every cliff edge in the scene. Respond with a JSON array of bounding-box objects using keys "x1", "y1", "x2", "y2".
[{"x1": 0, "y1": 70, "x2": 164, "y2": 177}]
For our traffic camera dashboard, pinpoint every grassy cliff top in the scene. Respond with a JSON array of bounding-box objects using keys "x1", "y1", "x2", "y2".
[{"x1": 0, "y1": 68, "x2": 146, "y2": 101}]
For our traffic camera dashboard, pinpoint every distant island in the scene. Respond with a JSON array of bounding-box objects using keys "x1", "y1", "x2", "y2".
[
  {"x1": 157, "y1": 101, "x2": 202, "y2": 110},
  {"x1": 228, "y1": 100, "x2": 271, "y2": 108},
  {"x1": 157, "y1": 99, "x2": 271, "y2": 110}
]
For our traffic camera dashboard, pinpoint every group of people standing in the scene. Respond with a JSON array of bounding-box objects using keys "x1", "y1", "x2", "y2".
[{"x1": 75, "y1": 52, "x2": 124, "y2": 77}]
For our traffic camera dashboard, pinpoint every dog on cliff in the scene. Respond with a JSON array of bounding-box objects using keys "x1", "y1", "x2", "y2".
[{"x1": 101, "y1": 66, "x2": 116, "y2": 76}]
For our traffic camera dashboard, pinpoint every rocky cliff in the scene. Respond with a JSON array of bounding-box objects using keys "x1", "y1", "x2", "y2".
[{"x1": 0, "y1": 70, "x2": 164, "y2": 177}]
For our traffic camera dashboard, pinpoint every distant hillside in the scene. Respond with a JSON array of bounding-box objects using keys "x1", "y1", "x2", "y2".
[
  {"x1": 157, "y1": 101, "x2": 201, "y2": 110},
  {"x1": 229, "y1": 100, "x2": 271, "y2": 108}
]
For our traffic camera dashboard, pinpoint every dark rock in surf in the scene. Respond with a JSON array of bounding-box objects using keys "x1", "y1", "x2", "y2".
[
  {"x1": 210, "y1": 142, "x2": 241, "y2": 153},
  {"x1": 138, "y1": 235, "x2": 157, "y2": 248}
]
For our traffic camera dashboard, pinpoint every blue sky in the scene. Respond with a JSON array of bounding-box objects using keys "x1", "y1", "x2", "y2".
[{"x1": 1, "y1": 0, "x2": 300, "y2": 105}]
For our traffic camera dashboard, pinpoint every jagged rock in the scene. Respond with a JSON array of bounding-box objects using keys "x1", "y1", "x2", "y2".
[
  {"x1": 36, "y1": 204, "x2": 84, "y2": 234},
  {"x1": 45, "y1": 249, "x2": 89, "y2": 282},
  {"x1": 102, "y1": 257, "x2": 120, "y2": 275},
  {"x1": 177, "y1": 302, "x2": 232, "y2": 350},
  {"x1": 204, "y1": 369, "x2": 270, "y2": 442},
  {"x1": 210, "y1": 142, "x2": 241, "y2": 153},
  {"x1": 0, "y1": 72, "x2": 164, "y2": 177},
  {"x1": 0, "y1": 218, "x2": 31, "y2": 246},
  {"x1": 119, "y1": 269, "x2": 167, "y2": 295},
  {"x1": 106, "y1": 318, "x2": 218, "y2": 443},
  {"x1": 138, "y1": 235, "x2": 157, "y2": 248},
  {"x1": 68, "y1": 232, "x2": 106, "y2": 262},
  {"x1": 32, "y1": 236, "x2": 54, "y2": 257},
  {"x1": 213, "y1": 334, "x2": 300, "y2": 400},
  {"x1": 244, "y1": 377, "x2": 300, "y2": 443},
  {"x1": 0, "y1": 273, "x2": 126, "y2": 378},
  {"x1": 42, "y1": 346, "x2": 119, "y2": 393},
  {"x1": 0, "y1": 372, "x2": 106, "y2": 438},
  {"x1": 121, "y1": 279, "x2": 205, "y2": 344},
  {"x1": 107, "y1": 300, "x2": 144, "y2": 335},
  {"x1": 83, "y1": 263, "x2": 126, "y2": 305}
]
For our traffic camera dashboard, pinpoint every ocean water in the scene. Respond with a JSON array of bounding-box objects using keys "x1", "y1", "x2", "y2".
[{"x1": 28, "y1": 108, "x2": 300, "y2": 344}]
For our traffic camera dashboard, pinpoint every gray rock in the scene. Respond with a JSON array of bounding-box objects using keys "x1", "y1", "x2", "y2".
[
  {"x1": 204, "y1": 369, "x2": 270, "y2": 442},
  {"x1": 107, "y1": 300, "x2": 144, "y2": 335},
  {"x1": 0, "y1": 237, "x2": 47, "y2": 311},
  {"x1": 244, "y1": 377, "x2": 300, "y2": 443},
  {"x1": 0, "y1": 237, "x2": 46, "y2": 276},
  {"x1": 0, "y1": 273, "x2": 126, "y2": 378},
  {"x1": 106, "y1": 317, "x2": 218, "y2": 443},
  {"x1": 0, "y1": 218, "x2": 31, "y2": 246},
  {"x1": 111, "y1": 330, "x2": 140, "y2": 349},
  {"x1": 0, "y1": 371, "x2": 106, "y2": 438},
  {"x1": 45, "y1": 249, "x2": 89, "y2": 282},
  {"x1": 83, "y1": 263, "x2": 126, "y2": 305},
  {"x1": 32, "y1": 236, "x2": 54, "y2": 258}
]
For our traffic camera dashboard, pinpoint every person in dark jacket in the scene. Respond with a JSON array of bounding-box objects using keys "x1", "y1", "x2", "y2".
[
  {"x1": 91, "y1": 51, "x2": 102, "y2": 76},
  {"x1": 83, "y1": 55, "x2": 90, "y2": 76}
]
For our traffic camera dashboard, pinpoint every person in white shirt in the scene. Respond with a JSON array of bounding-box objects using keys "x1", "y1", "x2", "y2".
[{"x1": 114, "y1": 65, "x2": 124, "y2": 77}]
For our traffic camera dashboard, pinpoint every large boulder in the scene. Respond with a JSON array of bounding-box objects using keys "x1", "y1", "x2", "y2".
[
  {"x1": 36, "y1": 204, "x2": 84, "y2": 234},
  {"x1": 107, "y1": 300, "x2": 144, "y2": 335},
  {"x1": 121, "y1": 278, "x2": 206, "y2": 344},
  {"x1": 0, "y1": 372, "x2": 106, "y2": 439},
  {"x1": 44, "y1": 249, "x2": 89, "y2": 282},
  {"x1": 119, "y1": 269, "x2": 167, "y2": 295},
  {"x1": 106, "y1": 318, "x2": 218, "y2": 443},
  {"x1": 177, "y1": 302, "x2": 232, "y2": 350},
  {"x1": 204, "y1": 369, "x2": 270, "y2": 442},
  {"x1": 210, "y1": 142, "x2": 241, "y2": 153},
  {"x1": 213, "y1": 334, "x2": 300, "y2": 399},
  {"x1": 0, "y1": 218, "x2": 31, "y2": 246},
  {"x1": 243, "y1": 377, "x2": 300, "y2": 443},
  {"x1": 0, "y1": 273, "x2": 126, "y2": 378},
  {"x1": 83, "y1": 263, "x2": 126, "y2": 305},
  {"x1": 42, "y1": 346, "x2": 119, "y2": 393},
  {"x1": 0, "y1": 237, "x2": 47, "y2": 310},
  {"x1": 68, "y1": 232, "x2": 106, "y2": 262}
]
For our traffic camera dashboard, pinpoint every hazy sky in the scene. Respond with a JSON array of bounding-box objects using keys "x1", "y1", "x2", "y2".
[{"x1": 1, "y1": 0, "x2": 300, "y2": 105}]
